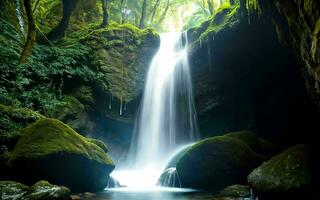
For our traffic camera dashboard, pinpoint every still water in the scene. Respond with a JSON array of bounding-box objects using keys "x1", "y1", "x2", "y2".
[{"x1": 82, "y1": 188, "x2": 249, "y2": 200}]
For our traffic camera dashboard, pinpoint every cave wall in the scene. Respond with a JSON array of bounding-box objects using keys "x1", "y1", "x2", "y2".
[
  {"x1": 188, "y1": 2, "x2": 320, "y2": 147},
  {"x1": 268, "y1": 0, "x2": 320, "y2": 109}
]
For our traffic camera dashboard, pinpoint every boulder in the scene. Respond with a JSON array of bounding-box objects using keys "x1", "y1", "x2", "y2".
[
  {"x1": 248, "y1": 144, "x2": 314, "y2": 199},
  {"x1": 176, "y1": 136, "x2": 264, "y2": 190},
  {"x1": 0, "y1": 180, "x2": 70, "y2": 200},
  {"x1": 224, "y1": 130, "x2": 276, "y2": 156},
  {"x1": 6, "y1": 118, "x2": 115, "y2": 192}
]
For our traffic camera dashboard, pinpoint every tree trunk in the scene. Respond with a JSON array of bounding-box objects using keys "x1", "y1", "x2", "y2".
[
  {"x1": 47, "y1": 0, "x2": 79, "y2": 41},
  {"x1": 150, "y1": 0, "x2": 160, "y2": 23},
  {"x1": 19, "y1": 0, "x2": 36, "y2": 64},
  {"x1": 100, "y1": 0, "x2": 109, "y2": 28},
  {"x1": 139, "y1": 0, "x2": 147, "y2": 29},
  {"x1": 156, "y1": 0, "x2": 170, "y2": 25},
  {"x1": 120, "y1": 0, "x2": 125, "y2": 24}
]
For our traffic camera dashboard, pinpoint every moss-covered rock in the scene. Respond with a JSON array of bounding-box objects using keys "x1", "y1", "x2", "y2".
[
  {"x1": 6, "y1": 118, "x2": 115, "y2": 192},
  {"x1": 0, "y1": 180, "x2": 70, "y2": 200},
  {"x1": 217, "y1": 185, "x2": 251, "y2": 198},
  {"x1": 83, "y1": 22, "x2": 159, "y2": 105},
  {"x1": 224, "y1": 131, "x2": 276, "y2": 156},
  {"x1": 24, "y1": 180, "x2": 70, "y2": 200},
  {"x1": 0, "y1": 104, "x2": 44, "y2": 153},
  {"x1": 0, "y1": 181, "x2": 29, "y2": 200},
  {"x1": 176, "y1": 136, "x2": 264, "y2": 191},
  {"x1": 51, "y1": 95, "x2": 95, "y2": 135},
  {"x1": 248, "y1": 144, "x2": 313, "y2": 199}
]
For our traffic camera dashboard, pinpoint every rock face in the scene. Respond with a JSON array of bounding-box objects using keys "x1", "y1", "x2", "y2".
[
  {"x1": 0, "y1": 180, "x2": 70, "y2": 200},
  {"x1": 188, "y1": 0, "x2": 319, "y2": 146},
  {"x1": 5, "y1": 118, "x2": 115, "y2": 192},
  {"x1": 248, "y1": 144, "x2": 314, "y2": 199},
  {"x1": 269, "y1": 0, "x2": 320, "y2": 110},
  {"x1": 176, "y1": 136, "x2": 264, "y2": 190}
]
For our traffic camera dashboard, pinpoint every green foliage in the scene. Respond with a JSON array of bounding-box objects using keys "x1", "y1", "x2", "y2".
[
  {"x1": 7, "y1": 118, "x2": 114, "y2": 165},
  {"x1": 0, "y1": 19, "x2": 104, "y2": 116},
  {"x1": 0, "y1": 104, "x2": 44, "y2": 153}
]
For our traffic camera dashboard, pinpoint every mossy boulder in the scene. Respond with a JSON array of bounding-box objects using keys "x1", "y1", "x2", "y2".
[
  {"x1": 224, "y1": 131, "x2": 276, "y2": 156},
  {"x1": 176, "y1": 136, "x2": 264, "y2": 191},
  {"x1": 6, "y1": 118, "x2": 115, "y2": 192},
  {"x1": 24, "y1": 180, "x2": 70, "y2": 200},
  {"x1": 0, "y1": 181, "x2": 29, "y2": 200},
  {"x1": 0, "y1": 180, "x2": 70, "y2": 200},
  {"x1": 248, "y1": 144, "x2": 313, "y2": 199}
]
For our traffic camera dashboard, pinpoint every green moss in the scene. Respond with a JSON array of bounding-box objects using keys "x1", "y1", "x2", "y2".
[
  {"x1": 0, "y1": 181, "x2": 29, "y2": 199},
  {"x1": 0, "y1": 180, "x2": 70, "y2": 200},
  {"x1": 25, "y1": 180, "x2": 70, "y2": 200},
  {"x1": 224, "y1": 130, "x2": 276, "y2": 156},
  {"x1": 51, "y1": 96, "x2": 84, "y2": 119},
  {"x1": 0, "y1": 104, "x2": 45, "y2": 152},
  {"x1": 248, "y1": 144, "x2": 311, "y2": 192},
  {"x1": 88, "y1": 138, "x2": 109, "y2": 153},
  {"x1": 217, "y1": 184, "x2": 251, "y2": 197},
  {"x1": 7, "y1": 118, "x2": 114, "y2": 166},
  {"x1": 176, "y1": 136, "x2": 264, "y2": 190},
  {"x1": 72, "y1": 86, "x2": 94, "y2": 105},
  {"x1": 197, "y1": 3, "x2": 240, "y2": 42}
]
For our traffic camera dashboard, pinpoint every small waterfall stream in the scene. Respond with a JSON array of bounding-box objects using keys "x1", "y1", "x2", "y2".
[
  {"x1": 15, "y1": 0, "x2": 25, "y2": 35},
  {"x1": 111, "y1": 32, "x2": 198, "y2": 188}
]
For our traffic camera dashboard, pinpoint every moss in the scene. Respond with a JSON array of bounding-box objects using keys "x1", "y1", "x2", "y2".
[
  {"x1": 72, "y1": 86, "x2": 94, "y2": 105},
  {"x1": 88, "y1": 138, "x2": 108, "y2": 153},
  {"x1": 248, "y1": 144, "x2": 311, "y2": 192},
  {"x1": 196, "y1": 3, "x2": 240, "y2": 42},
  {"x1": 7, "y1": 118, "x2": 114, "y2": 166},
  {"x1": 217, "y1": 185, "x2": 251, "y2": 198},
  {"x1": 51, "y1": 96, "x2": 85, "y2": 119},
  {"x1": 223, "y1": 130, "x2": 275, "y2": 156},
  {"x1": 0, "y1": 104, "x2": 45, "y2": 152},
  {"x1": 24, "y1": 180, "x2": 70, "y2": 200},
  {"x1": 176, "y1": 136, "x2": 264, "y2": 190},
  {"x1": 78, "y1": 21, "x2": 160, "y2": 108},
  {"x1": 0, "y1": 180, "x2": 70, "y2": 200},
  {"x1": 0, "y1": 181, "x2": 29, "y2": 199}
]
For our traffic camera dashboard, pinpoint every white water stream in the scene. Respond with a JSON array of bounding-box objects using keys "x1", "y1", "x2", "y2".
[{"x1": 111, "y1": 32, "x2": 198, "y2": 189}]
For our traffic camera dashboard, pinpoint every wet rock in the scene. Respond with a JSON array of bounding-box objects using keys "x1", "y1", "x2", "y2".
[
  {"x1": 24, "y1": 180, "x2": 70, "y2": 200},
  {"x1": 248, "y1": 144, "x2": 313, "y2": 199},
  {"x1": 6, "y1": 118, "x2": 115, "y2": 192},
  {"x1": 157, "y1": 168, "x2": 181, "y2": 188},
  {"x1": 217, "y1": 185, "x2": 251, "y2": 198},
  {"x1": 0, "y1": 180, "x2": 70, "y2": 200},
  {"x1": 0, "y1": 181, "x2": 29, "y2": 200},
  {"x1": 176, "y1": 136, "x2": 264, "y2": 191}
]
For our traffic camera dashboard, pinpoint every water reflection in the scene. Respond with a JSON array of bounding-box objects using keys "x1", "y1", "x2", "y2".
[{"x1": 83, "y1": 188, "x2": 250, "y2": 200}]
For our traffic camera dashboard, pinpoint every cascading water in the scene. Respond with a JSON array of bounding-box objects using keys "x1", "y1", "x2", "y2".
[{"x1": 111, "y1": 32, "x2": 198, "y2": 189}]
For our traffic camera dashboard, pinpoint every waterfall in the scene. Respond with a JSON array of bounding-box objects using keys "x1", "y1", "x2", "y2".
[
  {"x1": 156, "y1": 168, "x2": 182, "y2": 188},
  {"x1": 111, "y1": 32, "x2": 198, "y2": 188}
]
